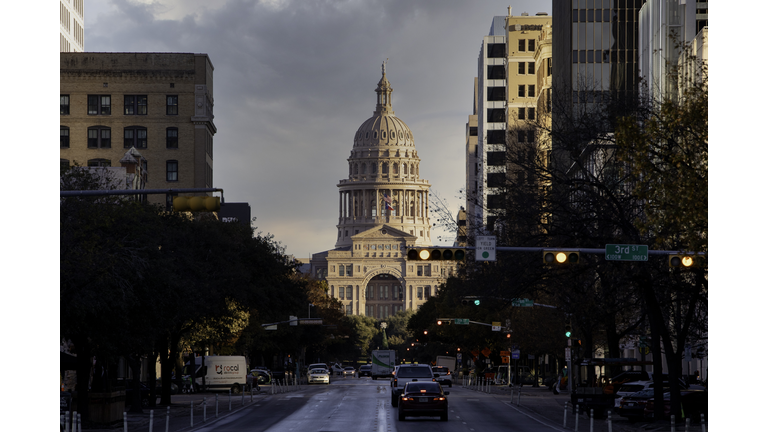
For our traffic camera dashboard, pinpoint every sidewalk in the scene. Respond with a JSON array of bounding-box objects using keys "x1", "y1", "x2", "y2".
[
  {"x1": 461, "y1": 382, "x2": 706, "y2": 432},
  {"x1": 66, "y1": 388, "x2": 273, "y2": 431}
]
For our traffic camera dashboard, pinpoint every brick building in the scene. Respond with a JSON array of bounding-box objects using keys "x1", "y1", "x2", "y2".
[{"x1": 60, "y1": 52, "x2": 216, "y2": 207}]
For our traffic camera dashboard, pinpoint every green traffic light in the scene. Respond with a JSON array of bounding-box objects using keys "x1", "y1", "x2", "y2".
[
  {"x1": 474, "y1": 299, "x2": 480, "y2": 306},
  {"x1": 565, "y1": 331, "x2": 572, "y2": 338}
]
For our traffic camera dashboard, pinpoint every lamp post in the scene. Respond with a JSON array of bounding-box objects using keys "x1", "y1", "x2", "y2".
[{"x1": 308, "y1": 303, "x2": 315, "y2": 318}]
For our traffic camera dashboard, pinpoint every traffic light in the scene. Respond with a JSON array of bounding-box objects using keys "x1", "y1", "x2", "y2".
[
  {"x1": 173, "y1": 196, "x2": 221, "y2": 212},
  {"x1": 668, "y1": 254, "x2": 706, "y2": 268},
  {"x1": 407, "y1": 248, "x2": 466, "y2": 261},
  {"x1": 460, "y1": 297, "x2": 481, "y2": 306},
  {"x1": 565, "y1": 321, "x2": 572, "y2": 338},
  {"x1": 543, "y1": 251, "x2": 580, "y2": 265}
]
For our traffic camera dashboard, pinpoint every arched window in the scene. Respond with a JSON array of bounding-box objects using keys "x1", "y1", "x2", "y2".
[
  {"x1": 382, "y1": 162, "x2": 388, "y2": 174},
  {"x1": 410, "y1": 164, "x2": 415, "y2": 176},
  {"x1": 393, "y1": 163, "x2": 399, "y2": 175},
  {"x1": 362, "y1": 163, "x2": 367, "y2": 174},
  {"x1": 372, "y1": 163, "x2": 377, "y2": 174},
  {"x1": 87, "y1": 126, "x2": 111, "y2": 148},
  {"x1": 124, "y1": 126, "x2": 147, "y2": 149}
]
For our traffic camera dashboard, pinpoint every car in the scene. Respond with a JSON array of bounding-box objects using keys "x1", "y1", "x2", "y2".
[
  {"x1": 342, "y1": 366, "x2": 356, "y2": 377},
  {"x1": 308, "y1": 368, "x2": 330, "y2": 385},
  {"x1": 432, "y1": 366, "x2": 452, "y2": 387},
  {"x1": 248, "y1": 369, "x2": 271, "y2": 386},
  {"x1": 643, "y1": 390, "x2": 707, "y2": 421},
  {"x1": 307, "y1": 363, "x2": 328, "y2": 374},
  {"x1": 122, "y1": 380, "x2": 155, "y2": 409},
  {"x1": 391, "y1": 364, "x2": 436, "y2": 407},
  {"x1": 616, "y1": 388, "x2": 659, "y2": 421},
  {"x1": 358, "y1": 364, "x2": 372, "y2": 377},
  {"x1": 614, "y1": 381, "x2": 659, "y2": 408},
  {"x1": 397, "y1": 381, "x2": 449, "y2": 421}
]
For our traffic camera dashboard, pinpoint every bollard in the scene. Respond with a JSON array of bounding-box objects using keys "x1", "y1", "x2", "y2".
[
  {"x1": 590, "y1": 409, "x2": 594, "y2": 432},
  {"x1": 165, "y1": 406, "x2": 170, "y2": 432},
  {"x1": 204, "y1": 397, "x2": 207, "y2": 422},
  {"x1": 78, "y1": 413, "x2": 82, "y2": 432},
  {"x1": 575, "y1": 404, "x2": 580, "y2": 432},
  {"x1": 701, "y1": 413, "x2": 706, "y2": 432},
  {"x1": 229, "y1": 389, "x2": 232, "y2": 411},
  {"x1": 607, "y1": 410, "x2": 612, "y2": 432},
  {"x1": 60, "y1": 413, "x2": 65, "y2": 432},
  {"x1": 190, "y1": 401, "x2": 194, "y2": 427},
  {"x1": 124, "y1": 411, "x2": 128, "y2": 432},
  {"x1": 563, "y1": 402, "x2": 569, "y2": 428},
  {"x1": 251, "y1": 387, "x2": 254, "y2": 403},
  {"x1": 517, "y1": 384, "x2": 522, "y2": 405},
  {"x1": 216, "y1": 393, "x2": 219, "y2": 417},
  {"x1": 149, "y1": 410, "x2": 154, "y2": 432},
  {"x1": 671, "y1": 414, "x2": 675, "y2": 432},
  {"x1": 686, "y1": 417, "x2": 690, "y2": 432},
  {"x1": 65, "y1": 411, "x2": 70, "y2": 432}
]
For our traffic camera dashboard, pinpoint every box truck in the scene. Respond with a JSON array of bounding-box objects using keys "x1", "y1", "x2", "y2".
[
  {"x1": 183, "y1": 355, "x2": 249, "y2": 393},
  {"x1": 370, "y1": 350, "x2": 396, "y2": 380}
]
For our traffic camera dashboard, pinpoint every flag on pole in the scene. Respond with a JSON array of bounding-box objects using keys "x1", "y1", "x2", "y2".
[{"x1": 383, "y1": 192, "x2": 394, "y2": 211}]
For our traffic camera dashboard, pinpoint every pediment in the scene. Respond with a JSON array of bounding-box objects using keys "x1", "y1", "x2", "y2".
[{"x1": 351, "y1": 224, "x2": 416, "y2": 242}]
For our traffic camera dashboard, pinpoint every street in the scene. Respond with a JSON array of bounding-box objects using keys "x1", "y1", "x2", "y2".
[{"x1": 185, "y1": 376, "x2": 565, "y2": 432}]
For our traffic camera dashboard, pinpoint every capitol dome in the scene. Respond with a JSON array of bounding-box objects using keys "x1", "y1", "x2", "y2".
[{"x1": 353, "y1": 62, "x2": 415, "y2": 149}]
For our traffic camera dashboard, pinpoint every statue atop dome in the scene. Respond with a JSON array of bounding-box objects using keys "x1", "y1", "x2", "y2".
[{"x1": 382, "y1": 58, "x2": 388, "y2": 75}]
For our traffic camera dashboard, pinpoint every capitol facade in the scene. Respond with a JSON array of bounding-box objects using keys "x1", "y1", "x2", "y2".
[{"x1": 310, "y1": 63, "x2": 455, "y2": 319}]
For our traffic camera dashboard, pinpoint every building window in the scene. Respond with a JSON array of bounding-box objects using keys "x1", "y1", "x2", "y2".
[
  {"x1": 124, "y1": 95, "x2": 148, "y2": 115},
  {"x1": 487, "y1": 172, "x2": 505, "y2": 187},
  {"x1": 518, "y1": 62, "x2": 525, "y2": 75},
  {"x1": 60, "y1": 95, "x2": 70, "y2": 115},
  {"x1": 518, "y1": 39, "x2": 525, "y2": 51},
  {"x1": 88, "y1": 95, "x2": 111, "y2": 115},
  {"x1": 528, "y1": 108, "x2": 535, "y2": 120},
  {"x1": 339, "y1": 265, "x2": 345, "y2": 276},
  {"x1": 487, "y1": 151, "x2": 505, "y2": 166},
  {"x1": 346, "y1": 304, "x2": 352, "y2": 315},
  {"x1": 417, "y1": 266, "x2": 423, "y2": 276},
  {"x1": 60, "y1": 159, "x2": 70, "y2": 171},
  {"x1": 166, "y1": 127, "x2": 179, "y2": 148},
  {"x1": 518, "y1": 130, "x2": 526, "y2": 143},
  {"x1": 518, "y1": 107, "x2": 525, "y2": 120},
  {"x1": 124, "y1": 126, "x2": 147, "y2": 149},
  {"x1": 166, "y1": 95, "x2": 178, "y2": 115},
  {"x1": 487, "y1": 65, "x2": 505, "y2": 79},
  {"x1": 528, "y1": 129, "x2": 535, "y2": 143},
  {"x1": 528, "y1": 62, "x2": 535, "y2": 75},
  {"x1": 346, "y1": 265, "x2": 353, "y2": 276},
  {"x1": 528, "y1": 85, "x2": 535, "y2": 97},
  {"x1": 346, "y1": 286, "x2": 353, "y2": 300},
  {"x1": 87, "y1": 126, "x2": 111, "y2": 148},
  {"x1": 417, "y1": 287, "x2": 423, "y2": 300},
  {"x1": 166, "y1": 160, "x2": 178, "y2": 181},
  {"x1": 87, "y1": 158, "x2": 111, "y2": 167},
  {"x1": 487, "y1": 43, "x2": 505, "y2": 58},
  {"x1": 469, "y1": 127, "x2": 478, "y2": 136},
  {"x1": 528, "y1": 39, "x2": 535, "y2": 52},
  {"x1": 518, "y1": 85, "x2": 525, "y2": 97},
  {"x1": 487, "y1": 130, "x2": 505, "y2": 144},
  {"x1": 487, "y1": 108, "x2": 505, "y2": 123},
  {"x1": 60, "y1": 126, "x2": 70, "y2": 148},
  {"x1": 487, "y1": 87, "x2": 505, "y2": 101},
  {"x1": 547, "y1": 58, "x2": 552, "y2": 76}
]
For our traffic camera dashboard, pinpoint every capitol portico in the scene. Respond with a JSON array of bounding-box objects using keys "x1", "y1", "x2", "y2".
[{"x1": 310, "y1": 63, "x2": 456, "y2": 319}]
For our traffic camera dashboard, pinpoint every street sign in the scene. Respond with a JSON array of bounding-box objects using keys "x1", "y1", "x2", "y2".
[
  {"x1": 299, "y1": 318, "x2": 323, "y2": 325},
  {"x1": 454, "y1": 318, "x2": 469, "y2": 325},
  {"x1": 457, "y1": 353, "x2": 462, "y2": 363},
  {"x1": 605, "y1": 244, "x2": 648, "y2": 261},
  {"x1": 510, "y1": 298, "x2": 534, "y2": 307},
  {"x1": 265, "y1": 325, "x2": 278, "y2": 331},
  {"x1": 500, "y1": 351, "x2": 511, "y2": 356},
  {"x1": 492, "y1": 321, "x2": 501, "y2": 331},
  {"x1": 511, "y1": 350, "x2": 520, "y2": 360},
  {"x1": 476, "y1": 236, "x2": 496, "y2": 261}
]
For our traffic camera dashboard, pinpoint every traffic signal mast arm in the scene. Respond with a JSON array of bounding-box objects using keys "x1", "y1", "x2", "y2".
[
  {"x1": 413, "y1": 246, "x2": 704, "y2": 255},
  {"x1": 437, "y1": 318, "x2": 510, "y2": 331}
]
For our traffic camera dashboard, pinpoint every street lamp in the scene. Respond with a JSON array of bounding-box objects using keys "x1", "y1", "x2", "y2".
[{"x1": 308, "y1": 303, "x2": 315, "y2": 318}]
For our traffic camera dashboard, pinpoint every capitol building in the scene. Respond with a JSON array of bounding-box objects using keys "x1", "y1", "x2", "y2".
[{"x1": 310, "y1": 63, "x2": 456, "y2": 319}]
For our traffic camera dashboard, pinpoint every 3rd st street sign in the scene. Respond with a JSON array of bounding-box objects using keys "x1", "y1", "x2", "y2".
[{"x1": 605, "y1": 244, "x2": 648, "y2": 261}]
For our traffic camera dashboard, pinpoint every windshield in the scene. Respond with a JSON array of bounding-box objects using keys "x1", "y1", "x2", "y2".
[
  {"x1": 310, "y1": 369, "x2": 327, "y2": 374},
  {"x1": 398, "y1": 367, "x2": 433, "y2": 378}
]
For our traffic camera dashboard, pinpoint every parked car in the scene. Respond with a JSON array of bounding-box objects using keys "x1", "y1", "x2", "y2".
[
  {"x1": 616, "y1": 388, "x2": 659, "y2": 422},
  {"x1": 248, "y1": 369, "x2": 271, "y2": 386},
  {"x1": 342, "y1": 366, "x2": 356, "y2": 377},
  {"x1": 644, "y1": 390, "x2": 707, "y2": 421},
  {"x1": 358, "y1": 364, "x2": 372, "y2": 377},
  {"x1": 391, "y1": 364, "x2": 436, "y2": 407},
  {"x1": 397, "y1": 381, "x2": 449, "y2": 421},
  {"x1": 432, "y1": 366, "x2": 452, "y2": 387},
  {"x1": 308, "y1": 368, "x2": 330, "y2": 385}
]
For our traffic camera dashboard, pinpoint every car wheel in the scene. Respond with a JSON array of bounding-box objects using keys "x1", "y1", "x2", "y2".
[{"x1": 231, "y1": 384, "x2": 241, "y2": 395}]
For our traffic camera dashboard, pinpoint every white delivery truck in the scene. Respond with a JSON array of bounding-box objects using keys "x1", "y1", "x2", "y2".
[
  {"x1": 435, "y1": 355, "x2": 456, "y2": 372},
  {"x1": 184, "y1": 355, "x2": 249, "y2": 393},
  {"x1": 370, "y1": 350, "x2": 396, "y2": 380}
]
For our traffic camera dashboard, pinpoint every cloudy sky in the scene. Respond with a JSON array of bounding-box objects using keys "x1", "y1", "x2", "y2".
[{"x1": 80, "y1": 0, "x2": 551, "y2": 258}]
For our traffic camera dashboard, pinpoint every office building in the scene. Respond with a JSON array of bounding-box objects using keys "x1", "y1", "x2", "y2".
[
  {"x1": 60, "y1": 53, "x2": 216, "y2": 207},
  {"x1": 60, "y1": 0, "x2": 84, "y2": 52}
]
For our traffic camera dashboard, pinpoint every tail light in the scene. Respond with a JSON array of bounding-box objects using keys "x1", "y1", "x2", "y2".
[
  {"x1": 393, "y1": 379, "x2": 397, "y2": 387},
  {"x1": 433, "y1": 397, "x2": 446, "y2": 401}
]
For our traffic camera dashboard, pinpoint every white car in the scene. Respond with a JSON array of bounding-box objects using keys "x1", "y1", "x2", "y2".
[
  {"x1": 308, "y1": 368, "x2": 330, "y2": 385},
  {"x1": 342, "y1": 366, "x2": 356, "y2": 377}
]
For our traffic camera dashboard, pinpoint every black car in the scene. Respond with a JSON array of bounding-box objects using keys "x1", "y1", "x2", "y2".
[
  {"x1": 359, "y1": 364, "x2": 372, "y2": 377},
  {"x1": 617, "y1": 388, "x2": 659, "y2": 421},
  {"x1": 398, "y1": 381, "x2": 449, "y2": 421}
]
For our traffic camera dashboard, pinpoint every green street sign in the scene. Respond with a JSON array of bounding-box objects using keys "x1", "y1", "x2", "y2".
[
  {"x1": 510, "y1": 298, "x2": 534, "y2": 307},
  {"x1": 605, "y1": 244, "x2": 648, "y2": 261},
  {"x1": 454, "y1": 318, "x2": 470, "y2": 325}
]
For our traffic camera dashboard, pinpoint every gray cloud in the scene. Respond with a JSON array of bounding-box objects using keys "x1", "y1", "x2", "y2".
[{"x1": 85, "y1": 0, "x2": 551, "y2": 256}]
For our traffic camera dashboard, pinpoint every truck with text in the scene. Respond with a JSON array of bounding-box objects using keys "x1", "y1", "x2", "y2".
[
  {"x1": 183, "y1": 355, "x2": 249, "y2": 393},
  {"x1": 370, "y1": 350, "x2": 396, "y2": 380}
]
